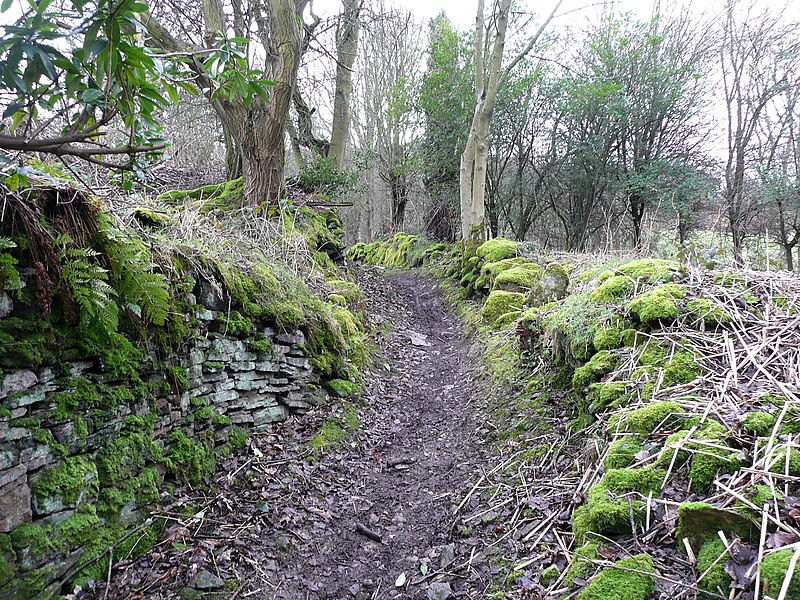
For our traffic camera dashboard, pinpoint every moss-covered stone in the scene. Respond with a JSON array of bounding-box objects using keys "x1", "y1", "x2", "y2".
[
  {"x1": 326, "y1": 378, "x2": 358, "y2": 398},
  {"x1": 562, "y1": 542, "x2": 601, "y2": 588},
  {"x1": 591, "y1": 275, "x2": 634, "y2": 304},
  {"x1": 0, "y1": 533, "x2": 15, "y2": 588},
  {"x1": 163, "y1": 430, "x2": 215, "y2": 485},
  {"x1": 676, "y1": 502, "x2": 757, "y2": 551},
  {"x1": 696, "y1": 538, "x2": 731, "y2": 598},
  {"x1": 228, "y1": 426, "x2": 248, "y2": 450},
  {"x1": 592, "y1": 323, "x2": 626, "y2": 351},
  {"x1": 762, "y1": 548, "x2": 800, "y2": 598},
  {"x1": 32, "y1": 455, "x2": 98, "y2": 515},
  {"x1": 608, "y1": 401, "x2": 683, "y2": 434},
  {"x1": 573, "y1": 350, "x2": 618, "y2": 391},
  {"x1": 604, "y1": 436, "x2": 643, "y2": 470},
  {"x1": 528, "y1": 263, "x2": 569, "y2": 306},
  {"x1": 541, "y1": 564, "x2": 561, "y2": 587},
  {"x1": 492, "y1": 264, "x2": 543, "y2": 293},
  {"x1": 626, "y1": 283, "x2": 686, "y2": 323},
  {"x1": 309, "y1": 403, "x2": 360, "y2": 453},
  {"x1": 576, "y1": 554, "x2": 655, "y2": 600},
  {"x1": 572, "y1": 467, "x2": 665, "y2": 543},
  {"x1": 476, "y1": 238, "x2": 518, "y2": 262},
  {"x1": 615, "y1": 258, "x2": 680, "y2": 282},
  {"x1": 742, "y1": 411, "x2": 777, "y2": 437},
  {"x1": 686, "y1": 298, "x2": 731, "y2": 326},
  {"x1": 588, "y1": 381, "x2": 628, "y2": 414},
  {"x1": 480, "y1": 290, "x2": 525, "y2": 328},
  {"x1": 537, "y1": 291, "x2": 616, "y2": 362}
]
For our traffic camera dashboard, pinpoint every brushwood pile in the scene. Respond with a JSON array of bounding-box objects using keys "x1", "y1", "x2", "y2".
[{"x1": 349, "y1": 233, "x2": 800, "y2": 599}]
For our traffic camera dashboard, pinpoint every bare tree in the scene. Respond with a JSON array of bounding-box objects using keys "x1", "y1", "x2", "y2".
[
  {"x1": 720, "y1": 0, "x2": 800, "y2": 263},
  {"x1": 459, "y1": 0, "x2": 563, "y2": 241}
]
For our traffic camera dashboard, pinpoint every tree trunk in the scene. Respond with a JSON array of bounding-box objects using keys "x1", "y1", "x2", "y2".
[
  {"x1": 329, "y1": 0, "x2": 361, "y2": 168},
  {"x1": 389, "y1": 173, "x2": 408, "y2": 231}
]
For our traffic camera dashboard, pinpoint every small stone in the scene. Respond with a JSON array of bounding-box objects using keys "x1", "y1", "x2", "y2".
[
  {"x1": 0, "y1": 479, "x2": 31, "y2": 532},
  {"x1": 427, "y1": 582, "x2": 452, "y2": 600},
  {"x1": 0, "y1": 292, "x2": 12, "y2": 318},
  {"x1": 192, "y1": 569, "x2": 225, "y2": 590},
  {"x1": 439, "y1": 544, "x2": 455, "y2": 568},
  {"x1": 0, "y1": 370, "x2": 38, "y2": 399}
]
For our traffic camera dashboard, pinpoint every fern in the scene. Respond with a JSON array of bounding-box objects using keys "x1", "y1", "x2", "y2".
[
  {"x1": 0, "y1": 236, "x2": 22, "y2": 292},
  {"x1": 56, "y1": 234, "x2": 119, "y2": 335},
  {"x1": 101, "y1": 228, "x2": 170, "y2": 327}
]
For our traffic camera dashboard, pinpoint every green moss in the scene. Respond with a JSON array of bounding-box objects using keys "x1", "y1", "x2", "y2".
[
  {"x1": 480, "y1": 291, "x2": 525, "y2": 328},
  {"x1": 576, "y1": 554, "x2": 655, "y2": 600},
  {"x1": 163, "y1": 430, "x2": 215, "y2": 485},
  {"x1": 609, "y1": 401, "x2": 683, "y2": 434},
  {"x1": 492, "y1": 264, "x2": 543, "y2": 293},
  {"x1": 592, "y1": 323, "x2": 626, "y2": 351},
  {"x1": 572, "y1": 468, "x2": 665, "y2": 543},
  {"x1": 328, "y1": 279, "x2": 362, "y2": 304},
  {"x1": 562, "y1": 543, "x2": 601, "y2": 588},
  {"x1": 474, "y1": 257, "x2": 527, "y2": 290},
  {"x1": 689, "y1": 439, "x2": 740, "y2": 492},
  {"x1": 696, "y1": 538, "x2": 730, "y2": 598},
  {"x1": 573, "y1": 351, "x2": 618, "y2": 391},
  {"x1": 56, "y1": 503, "x2": 101, "y2": 548},
  {"x1": 32, "y1": 455, "x2": 98, "y2": 510},
  {"x1": 213, "y1": 413, "x2": 232, "y2": 427},
  {"x1": 626, "y1": 283, "x2": 686, "y2": 323},
  {"x1": 203, "y1": 361, "x2": 224, "y2": 371},
  {"x1": 476, "y1": 238, "x2": 518, "y2": 262},
  {"x1": 168, "y1": 365, "x2": 189, "y2": 393},
  {"x1": 327, "y1": 378, "x2": 359, "y2": 398},
  {"x1": 604, "y1": 436, "x2": 643, "y2": 470},
  {"x1": 228, "y1": 426, "x2": 248, "y2": 450},
  {"x1": 541, "y1": 564, "x2": 561, "y2": 587},
  {"x1": 132, "y1": 207, "x2": 171, "y2": 228},
  {"x1": 10, "y1": 523, "x2": 54, "y2": 561},
  {"x1": 686, "y1": 298, "x2": 731, "y2": 326},
  {"x1": 0, "y1": 533, "x2": 15, "y2": 587},
  {"x1": 328, "y1": 293, "x2": 347, "y2": 306},
  {"x1": 97, "y1": 432, "x2": 160, "y2": 490},
  {"x1": 762, "y1": 548, "x2": 800, "y2": 598},
  {"x1": 194, "y1": 405, "x2": 215, "y2": 421},
  {"x1": 591, "y1": 275, "x2": 634, "y2": 304},
  {"x1": 217, "y1": 310, "x2": 253, "y2": 335},
  {"x1": 588, "y1": 381, "x2": 628, "y2": 414},
  {"x1": 537, "y1": 291, "x2": 616, "y2": 362},
  {"x1": 615, "y1": 258, "x2": 680, "y2": 282},
  {"x1": 742, "y1": 411, "x2": 776, "y2": 436},
  {"x1": 309, "y1": 403, "x2": 360, "y2": 453}
]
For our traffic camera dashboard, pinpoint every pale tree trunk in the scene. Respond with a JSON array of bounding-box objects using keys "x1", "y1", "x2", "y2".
[
  {"x1": 329, "y1": 0, "x2": 361, "y2": 168},
  {"x1": 459, "y1": 0, "x2": 563, "y2": 241}
]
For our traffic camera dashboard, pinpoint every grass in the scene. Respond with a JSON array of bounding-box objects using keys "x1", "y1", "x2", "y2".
[{"x1": 308, "y1": 402, "x2": 361, "y2": 453}]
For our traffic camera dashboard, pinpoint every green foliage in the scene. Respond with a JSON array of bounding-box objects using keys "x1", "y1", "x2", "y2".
[
  {"x1": 626, "y1": 283, "x2": 686, "y2": 323},
  {"x1": 327, "y1": 378, "x2": 359, "y2": 398},
  {"x1": 228, "y1": 426, "x2": 248, "y2": 450},
  {"x1": 761, "y1": 548, "x2": 800, "y2": 598},
  {"x1": 57, "y1": 234, "x2": 119, "y2": 334},
  {"x1": 0, "y1": 236, "x2": 21, "y2": 293},
  {"x1": 309, "y1": 403, "x2": 360, "y2": 453},
  {"x1": 572, "y1": 350, "x2": 618, "y2": 390},
  {"x1": 0, "y1": 0, "x2": 271, "y2": 174},
  {"x1": 297, "y1": 156, "x2": 356, "y2": 197}
]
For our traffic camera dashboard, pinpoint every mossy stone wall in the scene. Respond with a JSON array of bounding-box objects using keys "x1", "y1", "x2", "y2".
[{"x1": 0, "y1": 294, "x2": 324, "y2": 598}]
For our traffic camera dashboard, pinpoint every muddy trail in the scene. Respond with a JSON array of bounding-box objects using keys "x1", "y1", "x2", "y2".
[{"x1": 83, "y1": 267, "x2": 502, "y2": 600}]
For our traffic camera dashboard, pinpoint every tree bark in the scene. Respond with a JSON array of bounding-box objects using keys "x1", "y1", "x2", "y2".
[{"x1": 329, "y1": 0, "x2": 361, "y2": 168}]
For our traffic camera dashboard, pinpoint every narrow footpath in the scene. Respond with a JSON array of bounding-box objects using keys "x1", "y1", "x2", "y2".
[{"x1": 85, "y1": 267, "x2": 498, "y2": 600}]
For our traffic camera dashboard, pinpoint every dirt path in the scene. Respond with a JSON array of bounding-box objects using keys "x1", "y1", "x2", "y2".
[{"x1": 84, "y1": 267, "x2": 497, "y2": 600}]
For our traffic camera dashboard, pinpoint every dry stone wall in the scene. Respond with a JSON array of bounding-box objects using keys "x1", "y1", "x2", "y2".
[{"x1": 0, "y1": 293, "x2": 326, "y2": 599}]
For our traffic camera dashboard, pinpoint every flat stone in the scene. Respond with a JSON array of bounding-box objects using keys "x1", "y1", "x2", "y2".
[
  {"x1": 69, "y1": 361, "x2": 94, "y2": 376},
  {"x1": 196, "y1": 280, "x2": 228, "y2": 311},
  {"x1": 254, "y1": 361, "x2": 278, "y2": 372},
  {"x1": 228, "y1": 361, "x2": 255, "y2": 372},
  {"x1": 0, "y1": 292, "x2": 12, "y2": 318},
  {"x1": 0, "y1": 448, "x2": 17, "y2": 471},
  {"x1": 277, "y1": 331, "x2": 305, "y2": 345},
  {"x1": 5, "y1": 427, "x2": 29, "y2": 442},
  {"x1": 0, "y1": 479, "x2": 31, "y2": 532},
  {"x1": 189, "y1": 349, "x2": 205, "y2": 366},
  {"x1": 207, "y1": 338, "x2": 245, "y2": 362},
  {"x1": 1, "y1": 370, "x2": 38, "y2": 399},
  {"x1": 284, "y1": 357, "x2": 311, "y2": 369},
  {"x1": 211, "y1": 390, "x2": 239, "y2": 405},
  {"x1": 0, "y1": 463, "x2": 27, "y2": 489},
  {"x1": 234, "y1": 379, "x2": 268, "y2": 392},
  {"x1": 253, "y1": 405, "x2": 288, "y2": 425},
  {"x1": 428, "y1": 582, "x2": 452, "y2": 600},
  {"x1": 193, "y1": 569, "x2": 225, "y2": 590}
]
